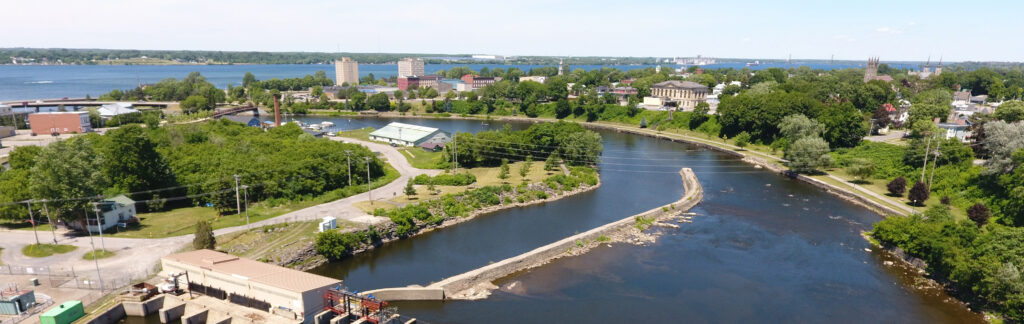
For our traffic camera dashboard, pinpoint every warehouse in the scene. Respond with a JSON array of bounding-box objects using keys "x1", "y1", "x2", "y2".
[
  {"x1": 160, "y1": 250, "x2": 341, "y2": 324},
  {"x1": 368, "y1": 122, "x2": 450, "y2": 147}
]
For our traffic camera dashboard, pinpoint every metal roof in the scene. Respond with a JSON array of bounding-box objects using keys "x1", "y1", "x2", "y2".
[
  {"x1": 369, "y1": 122, "x2": 441, "y2": 143},
  {"x1": 164, "y1": 249, "x2": 340, "y2": 294}
]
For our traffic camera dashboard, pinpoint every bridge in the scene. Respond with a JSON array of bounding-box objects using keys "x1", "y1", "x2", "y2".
[
  {"x1": 2, "y1": 100, "x2": 175, "y2": 109},
  {"x1": 211, "y1": 106, "x2": 259, "y2": 118}
]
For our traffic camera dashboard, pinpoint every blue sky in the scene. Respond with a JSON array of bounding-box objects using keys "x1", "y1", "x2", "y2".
[{"x1": 4, "y1": 0, "x2": 1022, "y2": 62}]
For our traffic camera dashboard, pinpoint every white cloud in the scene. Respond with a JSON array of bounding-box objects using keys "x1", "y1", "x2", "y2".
[{"x1": 876, "y1": 27, "x2": 903, "y2": 34}]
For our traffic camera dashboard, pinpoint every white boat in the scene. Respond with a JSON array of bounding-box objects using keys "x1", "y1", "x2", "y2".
[
  {"x1": 307, "y1": 124, "x2": 322, "y2": 130},
  {"x1": 320, "y1": 121, "x2": 335, "y2": 127}
]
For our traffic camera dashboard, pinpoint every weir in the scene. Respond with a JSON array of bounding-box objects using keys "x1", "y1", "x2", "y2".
[{"x1": 361, "y1": 168, "x2": 703, "y2": 301}]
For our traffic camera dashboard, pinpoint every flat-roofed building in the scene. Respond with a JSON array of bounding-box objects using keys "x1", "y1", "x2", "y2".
[
  {"x1": 27, "y1": 111, "x2": 92, "y2": 135},
  {"x1": 161, "y1": 249, "x2": 341, "y2": 324},
  {"x1": 649, "y1": 80, "x2": 709, "y2": 111},
  {"x1": 519, "y1": 76, "x2": 547, "y2": 84},
  {"x1": 368, "y1": 122, "x2": 450, "y2": 147},
  {"x1": 397, "y1": 58, "x2": 425, "y2": 78},
  {"x1": 460, "y1": 75, "x2": 501, "y2": 91},
  {"x1": 334, "y1": 57, "x2": 359, "y2": 86}
]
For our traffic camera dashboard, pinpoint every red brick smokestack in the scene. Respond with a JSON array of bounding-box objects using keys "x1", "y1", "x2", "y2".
[{"x1": 273, "y1": 94, "x2": 281, "y2": 127}]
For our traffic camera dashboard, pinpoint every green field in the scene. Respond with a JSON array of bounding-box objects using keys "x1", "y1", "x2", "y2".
[
  {"x1": 398, "y1": 147, "x2": 448, "y2": 169},
  {"x1": 22, "y1": 244, "x2": 77, "y2": 257},
  {"x1": 107, "y1": 164, "x2": 400, "y2": 238},
  {"x1": 216, "y1": 220, "x2": 354, "y2": 267},
  {"x1": 335, "y1": 127, "x2": 374, "y2": 141}
]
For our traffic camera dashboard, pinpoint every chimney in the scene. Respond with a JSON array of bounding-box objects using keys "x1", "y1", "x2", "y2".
[{"x1": 273, "y1": 94, "x2": 281, "y2": 127}]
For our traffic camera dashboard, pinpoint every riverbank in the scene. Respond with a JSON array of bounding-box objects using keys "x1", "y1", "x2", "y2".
[
  {"x1": 322, "y1": 111, "x2": 910, "y2": 218},
  {"x1": 361, "y1": 168, "x2": 701, "y2": 301}
]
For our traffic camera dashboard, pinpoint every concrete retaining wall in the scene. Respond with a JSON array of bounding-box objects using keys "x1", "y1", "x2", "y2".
[
  {"x1": 159, "y1": 302, "x2": 186, "y2": 323},
  {"x1": 123, "y1": 295, "x2": 165, "y2": 317},
  {"x1": 363, "y1": 168, "x2": 701, "y2": 301},
  {"x1": 84, "y1": 304, "x2": 126, "y2": 324}
]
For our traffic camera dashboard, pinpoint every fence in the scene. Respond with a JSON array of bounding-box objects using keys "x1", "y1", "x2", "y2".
[{"x1": 0, "y1": 264, "x2": 155, "y2": 292}]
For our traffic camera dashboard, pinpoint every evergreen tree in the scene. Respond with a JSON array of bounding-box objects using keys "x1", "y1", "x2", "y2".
[
  {"x1": 404, "y1": 179, "x2": 417, "y2": 196},
  {"x1": 499, "y1": 159, "x2": 510, "y2": 180},
  {"x1": 192, "y1": 220, "x2": 216, "y2": 250}
]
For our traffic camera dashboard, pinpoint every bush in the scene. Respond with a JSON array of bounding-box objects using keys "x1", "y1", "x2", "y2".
[
  {"x1": 908, "y1": 181, "x2": 930, "y2": 206},
  {"x1": 412, "y1": 173, "x2": 476, "y2": 186},
  {"x1": 967, "y1": 203, "x2": 990, "y2": 227},
  {"x1": 734, "y1": 131, "x2": 751, "y2": 148},
  {"x1": 887, "y1": 177, "x2": 907, "y2": 196},
  {"x1": 192, "y1": 220, "x2": 216, "y2": 250}
]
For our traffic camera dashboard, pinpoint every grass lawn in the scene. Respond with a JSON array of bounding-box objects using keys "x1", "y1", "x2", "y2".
[
  {"x1": 22, "y1": 243, "x2": 77, "y2": 257},
  {"x1": 108, "y1": 164, "x2": 400, "y2": 238},
  {"x1": 826, "y1": 168, "x2": 967, "y2": 220},
  {"x1": 399, "y1": 147, "x2": 447, "y2": 169},
  {"x1": 82, "y1": 249, "x2": 116, "y2": 260},
  {"x1": 336, "y1": 127, "x2": 374, "y2": 141},
  {"x1": 0, "y1": 219, "x2": 56, "y2": 232}
]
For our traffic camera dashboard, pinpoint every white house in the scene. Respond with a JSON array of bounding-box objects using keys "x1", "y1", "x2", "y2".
[{"x1": 78, "y1": 195, "x2": 136, "y2": 233}]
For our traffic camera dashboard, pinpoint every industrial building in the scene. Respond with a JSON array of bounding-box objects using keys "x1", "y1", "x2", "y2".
[
  {"x1": 96, "y1": 103, "x2": 138, "y2": 120},
  {"x1": 397, "y1": 58, "x2": 424, "y2": 78},
  {"x1": 160, "y1": 249, "x2": 341, "y2": 324},
  {"x1": 0, "y1": 288, "x2": 36, "y2": 315},
  {"x1": 368, "y1": 122, "x2": 450, "y2": 147},
  {"x1": 334, "y1": 57, "x2": 359, "y2": 86},
  {"x1": 27, "y1": 111, "x2": 92, "y2": 135}
]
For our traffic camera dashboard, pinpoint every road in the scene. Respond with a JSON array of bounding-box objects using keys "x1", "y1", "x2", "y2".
[{"x1": 0, "y1": 137, "x2": 440, "y2": 281}]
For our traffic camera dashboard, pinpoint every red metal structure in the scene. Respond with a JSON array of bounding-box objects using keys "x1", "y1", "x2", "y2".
[{"x1": 322, "y1": 288, "x2": 390, "y2": 324}]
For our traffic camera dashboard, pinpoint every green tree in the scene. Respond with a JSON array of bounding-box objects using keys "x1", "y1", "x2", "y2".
[
  {"x1": 819, "y1": 102, "x2": 867, "y2": 148},
  {"x1": 242, "y1": 72, "x2": 256, "y2": 87},
  {"x1": 786, "y1": 136, "x2": 832, "y2": 173},
  {"x1": 404, "y1": 179, "x2": 416, "y2": 196},
  {"x1": 995, "y1": 100, "x2": 1024, "y2": 122},
  {"x1": 779, "y1": 114, "x2": 824, "y2": 142},
  {"x1": 99, "y1": 125, "x2": 175, "y2": 206},
  {"x1": 981, "y1": 121, "x2": 1024, "y2": 173},
  {"x1": 29, "y1": 137, "x2": 108, "y2": 225},
  {"x1": 192, "y1": 220, "x2": 216, "y2": 250},
  {"x1": 519, "y1": 156, "x2": 532, "y2": 178},
  {"x1": 545, "y1": 153, "x2": 560, "y2": 171},
  {"x1": 311, "y1": 85, "x2": 323, "y2": 97},
  {"x1": 554, "y1": 99, "x2": 571, "y2": 119},
  {"x1": 734, "y1": 131, "x2": 751, "y2": 148},
  {"x1": 367, "y1": 93, "x2": 391, "y2": 111},
  {"x1": 846, "y1": 158, "x2": 875, "y2": 181},
  {"x1": 499, "y1": 159, "x2": 510, "y2": 180},
  {"x1": 180, "y1": 95, "x2": 210, "y2": 113},
  {"x1": 639, "y1": 116, "x2": 648, "y2": 128}
]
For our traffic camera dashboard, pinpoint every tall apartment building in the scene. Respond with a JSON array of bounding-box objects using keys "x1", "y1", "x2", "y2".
[
  {"x1": 334, "y1": 57, "x2": 359, "y2": 86},
  {"x1": 397, "y1": 58, "x2": 425, "y2": 78}
]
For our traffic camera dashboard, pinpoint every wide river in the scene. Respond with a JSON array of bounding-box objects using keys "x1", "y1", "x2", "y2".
[{"x1": 290, "y1": 116, "x2": 981, "y2": 323}]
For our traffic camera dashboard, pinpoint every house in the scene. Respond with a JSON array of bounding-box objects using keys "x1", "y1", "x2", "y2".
[
  {"x1": 953, "y1": 90, "x2": 971, "y2": 107},
  {"x1": 161, "y1": 249, "x2": 341, "y2": 324},
  {"x1": 519, "y1": 76, "x2": 547, "y2": 84},
  {"x1": 369, "y1": 122, "x2": 450, "y2": 147},
  {"x1": 28, "y1": 111, "x2": 92, "y2": 135},
  {"x1": 970, "y1": 95, "x2": 988, "y2": 105},
  {"x1": 219, "y1": 115, "x2": 262, "y2": 127},
  {"x1": 936, "y1": 118, "x2": 971, "y2": 142},
  {"x1": 96, "y1": 103, "x2": 138, "y2": 119},
  {"x1": 71, "y1": 195, "x2": 136, "y2": 234}
]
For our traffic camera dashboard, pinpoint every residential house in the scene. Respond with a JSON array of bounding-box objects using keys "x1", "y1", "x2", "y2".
[{"x1": 70, "y1": 195, "x2": 136, "y2": 233}]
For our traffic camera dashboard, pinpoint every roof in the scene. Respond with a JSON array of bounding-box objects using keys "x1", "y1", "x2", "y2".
[
  {"x1": 97, "y1": 103, "x2": 138, "y2": 117},
  {"x1": 31, "y1": 111, "x2": 88, "y2": 115},
  {"x1": 652, "y1": 80, "x2": 709, "y2": 90},
  {"x1": 106, "y1": 194, "x2": 135, "y2": 206},
  {"x1": 164, "y1": 249, "x2": 340, "y2": 294},
  {"x1": 954, "y1": 91, "x2": 971, "y2": 100},
  {"x1": 369, "y1": 122, "x2": 441, "y2": 143}
]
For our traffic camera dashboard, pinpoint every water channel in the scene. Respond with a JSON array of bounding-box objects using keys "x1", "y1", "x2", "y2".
[{"x1": 295, "y1": 116, "x2": 981, "y2": 323}]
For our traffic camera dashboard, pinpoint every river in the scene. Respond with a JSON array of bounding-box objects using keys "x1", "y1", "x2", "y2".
[
  {"x1": 288, "y1": 116, "x2": 982, "y2": 323},
  {"x1": 0, "y1": 61, "x2": 925, "y2": 102}
]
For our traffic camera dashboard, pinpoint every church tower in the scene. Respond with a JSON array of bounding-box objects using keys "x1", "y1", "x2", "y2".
[{"x1": 863, "y1": 57, "x2": 880, "y2": 82}]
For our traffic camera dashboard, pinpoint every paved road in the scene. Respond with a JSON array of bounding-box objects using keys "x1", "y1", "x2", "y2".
[{"x1": 0, "y1": 137, "x2": 440, "y2": 280}]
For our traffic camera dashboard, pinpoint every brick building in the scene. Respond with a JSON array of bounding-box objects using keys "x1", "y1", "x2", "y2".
[
  {"x1": 460, "y1": 75, "x2": 501, "y2": 91},
  {"x1": 28, "y1": 111, "x2": 92, "y2": 135}
]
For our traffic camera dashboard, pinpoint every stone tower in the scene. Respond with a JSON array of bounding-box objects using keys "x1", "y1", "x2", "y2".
[{"x1": 863, "y1": 57, "x2": 880, "y2": 83}]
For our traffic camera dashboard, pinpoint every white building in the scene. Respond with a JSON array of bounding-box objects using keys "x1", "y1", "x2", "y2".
[
  {"x1": 519, "y1": 76, "x2": 547, "y2": 84},
  {"x1": 96, "y1": 103, "x2": 138, "y2": 119},
  {"x1": 161, "y1": 249, "x2": 341, "y2": 323},
  {"x1": 369, "y1": 122, "x2": 450, "y2": 147},
  {"x1": 73, "y1": 195, "x2": 136, "y2": 233},
  {"x1": 397, "y1": 58, "x2": 425, "y2": 78}
]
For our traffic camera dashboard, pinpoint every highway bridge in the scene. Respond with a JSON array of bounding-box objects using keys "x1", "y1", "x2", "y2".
[{"x1": 2, "y1": 99, "x2": 175, "y2": 109}]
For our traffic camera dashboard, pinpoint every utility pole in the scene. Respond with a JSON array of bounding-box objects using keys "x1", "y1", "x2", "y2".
[
  {"x1": 91, "y1": 201, "x2": 106, "y2": 252},
  {"x1": 920, "y1": 135, "x2": 932, "y2": 183},
  {"x1": 365, "y1": 157, "x2": 372, "y2": 205},
  {"x1": 453, "y1": 133, "x2": 458, "y2": 173},
  {"x1": 42, "y1": 199, "x2": 57, "y2": 243},
  {"x1": 242, "y1": 185, "x2": 250, "y2": 229},
  {"x1": 929, "y1": 138, "x2": 942, "y2": 189},
  {"x1": 85, "y1": 220, "x2": 104, "y2": 292},
  {"x1": 25, "y1": 200, "x2": 39, "y2": 245},
  {"x1": 234, "y1": 174, "x2": 241, "y2": 216},
  {"x1": 345, "y1": 150, "x2": 353, "y2": 187}
]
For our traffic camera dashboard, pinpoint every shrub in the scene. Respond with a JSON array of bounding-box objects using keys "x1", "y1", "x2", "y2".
[
  {"x1": 967, "y1": 203, "x2": 990, "y2": 227},
  {"x1": 192, "y1": 220, "x2": 215, "y2": 250},
  {"x1": 887, "y1": 177, "x2": 907, "y2": 196},
  {"x1": 908, "y1": 181, "x2": 929, "y2": 206}
]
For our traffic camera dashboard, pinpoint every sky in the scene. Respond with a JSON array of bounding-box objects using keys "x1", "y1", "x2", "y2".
[{"x1": 4, "y1": 0, "x2": 1023, "y2": 62}]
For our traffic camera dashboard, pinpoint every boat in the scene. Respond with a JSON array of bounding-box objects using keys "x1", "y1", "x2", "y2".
[
  {"x1": 746, "y1": 60, "x2": 760, "y2": 67},
  {"x1": 306, "y1": 124, "x2": 322, "y2": 130},
  {"x1": 320, "y1": 121, "x2": 335, "y2": 128}
]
